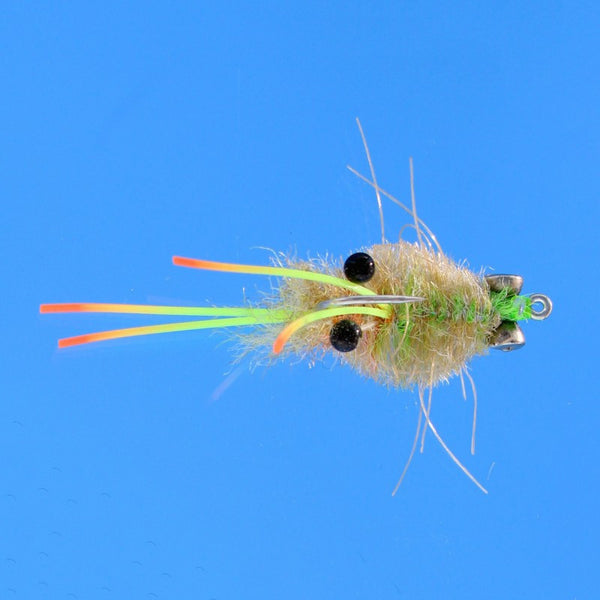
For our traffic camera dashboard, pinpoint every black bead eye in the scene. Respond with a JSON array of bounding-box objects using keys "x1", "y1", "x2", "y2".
[
  {"x1": 344, "y1": 252, "x2": 375, "y2": 283},
  {"x1": 329, "y1": 319, "x2": 362, "y2": 352}
]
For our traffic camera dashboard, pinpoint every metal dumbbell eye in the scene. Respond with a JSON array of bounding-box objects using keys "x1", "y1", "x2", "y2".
[
  {"x1": 344, "y1": 252, "x2": 375, "y2": 284},
  {"x1": 330, "y1": 319, "x2": 362, "y2": 352},
  {"x1": 489, "y1": 321, "x2": 526, "y2": 352},
  {"x1": 484, "y1": 274, "x2": 524, "y2": 295}
]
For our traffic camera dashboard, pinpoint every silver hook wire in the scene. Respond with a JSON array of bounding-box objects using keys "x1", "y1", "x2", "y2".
[
  {"x1": 318, "y1": 295, "x2": 424, "y2": 309},
  {"x1": 529, "y1": 293, "x2": 553, "y2": 320}
]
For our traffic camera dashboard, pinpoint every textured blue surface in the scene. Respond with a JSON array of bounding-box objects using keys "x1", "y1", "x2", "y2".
[{"x1": 3, "y1": 3, "x2": 599, "y2": 599}]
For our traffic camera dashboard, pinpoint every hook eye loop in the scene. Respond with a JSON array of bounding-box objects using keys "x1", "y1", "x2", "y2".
[{"x1": 529, "y1": 293, "x2": 552, "y2": 320}]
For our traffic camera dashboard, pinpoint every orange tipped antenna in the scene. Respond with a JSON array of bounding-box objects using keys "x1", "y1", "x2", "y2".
[{"x1": 172, "y1": 256, "x2": 377, "y2": 296}]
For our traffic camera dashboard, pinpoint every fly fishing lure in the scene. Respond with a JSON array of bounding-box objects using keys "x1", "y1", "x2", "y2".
[{"x1": 40, "y1": 120, "x2": 552, "y2": 493}]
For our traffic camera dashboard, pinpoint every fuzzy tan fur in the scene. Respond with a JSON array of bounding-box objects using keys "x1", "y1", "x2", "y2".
[{"x1": 237, "y1": 241, "x2": 500, "y2": 388}]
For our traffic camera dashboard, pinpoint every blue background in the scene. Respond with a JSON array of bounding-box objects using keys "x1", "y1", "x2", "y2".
[{"x1": 3, "y1": 3, "x2": 599, "y2": 599}]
